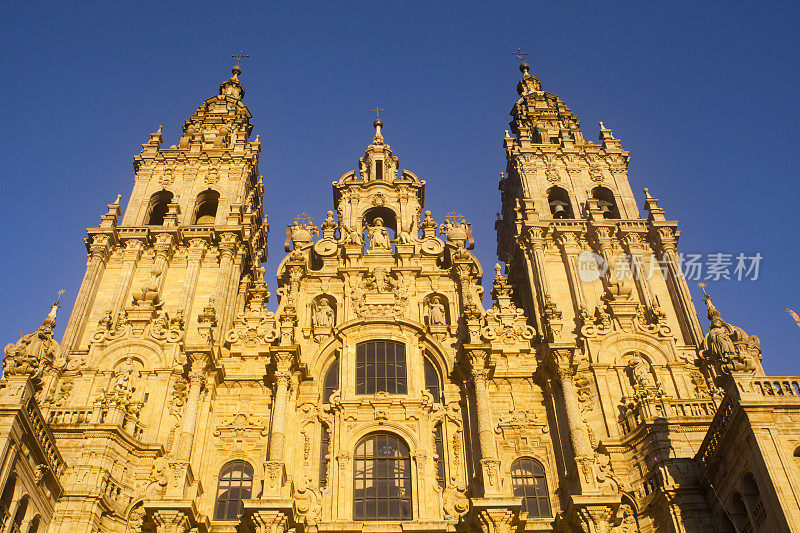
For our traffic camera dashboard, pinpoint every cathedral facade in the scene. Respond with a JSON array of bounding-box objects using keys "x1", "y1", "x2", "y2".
[{"x1": 1, "y1": 61, "x2": 799, "y2": 533}]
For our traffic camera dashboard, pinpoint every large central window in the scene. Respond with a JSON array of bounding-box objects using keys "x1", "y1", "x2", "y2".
[
  {"x1": 354, "y1": 432, "x2": 412, "y2": 520},
  {"x1": 356, "y1": 341, "x2": 407, "y2": 394}
]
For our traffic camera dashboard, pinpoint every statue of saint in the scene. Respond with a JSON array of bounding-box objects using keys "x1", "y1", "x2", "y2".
[
  {"x1": 368, "y1": 217, "x2": 391, "y2": 250},
  {"x1": 428, "y1": 296, "x2": 446, "y2": 325},
  {"x1": 313, "y1": 298, "x2": 335, "y2": 328},
  {"x1": 627, "y1": 354, "x2": 655, "y2": 389}
]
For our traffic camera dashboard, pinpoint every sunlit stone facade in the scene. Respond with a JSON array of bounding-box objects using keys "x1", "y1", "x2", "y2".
[{"x1": 0, "y1": 62, "x2": 798, "y2": 533}]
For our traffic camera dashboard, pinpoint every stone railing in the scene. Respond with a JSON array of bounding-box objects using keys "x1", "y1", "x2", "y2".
[
  {"x1": 695, "y1": 396, "x2": 735, "y2": 471},
  {"x1": 47, "y1": 406, "x2": 144, "y2": 441},
  {"x1": 99, "y1": 472, "x2": 132, "y2": 509},
  {"x1": 619, "y1": 396, "x2": 718, "y2": 435},
  {"x1": 24, "y1": 398, "x2": 66, "y2": 477},
  {"x1": 739, "y1": 376, "x2": 800, "y2": 398}
]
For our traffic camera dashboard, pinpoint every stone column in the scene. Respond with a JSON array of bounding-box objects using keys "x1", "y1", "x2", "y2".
[
  {"x1": 221, "y1": 244, "x2": 246, "y2": 332},
  {"x1": 152, "y1": 233, "x2": 175, "y2": 295},
  {"x1": 177, "y1": 239, "x2": 208, "y2": 320},
  {"x1": 176, "y1": 354, "x2": 207, "y2": 462},
  {"x1": 250, "y1": 510, "x2": 290, "y2": 533},
  {"x1": 658, "y1": 233, "x2": 704, "y2": 345},
  {"x1": 214, "y1": 233, "x2": 238, "y2": 328},
  {"x1": 558, "y1": 368, "x2": 593, "y2": 459},
  {"x1": 61, "y1": 235, "x2": 112, "y2": 352},
  {"x1": 526, "y1": 227, "x2": 552, "y2": 297},
  {"x1": 556, "y1": 231, "x2": 587, "y2": 311},
  {"x1": 468, "y1": 350, "x2": 502, "y2": 495},
  {"x1": 269, "y1": 353, "x2": 293, "y2": 461},
  {"x1": 109, "y1": 240, "x2": 145, "y2": 315}
]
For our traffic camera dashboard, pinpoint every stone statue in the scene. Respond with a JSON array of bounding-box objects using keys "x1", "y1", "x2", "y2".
[
  {"x1": 428, "y1": 296, "x2": 446, "y2": 325},
  {"x1": 627, "y1": 354, "x2": 655, "y2": 389},
  {"x1": 112, "y1": 357, "x2": 139, "y2": 398},
  {"x1": 339, "y1": 224, "x2": 364, "y2": 246},
  {"x1": 132, "y1": 265, "x2": 162, "y2": 307},
  {"x1": 368, "y1": 217, "x2": 391, "y2": 250},
  {"x1": 701, "y1": 290, "x2": 760, "y2": 374},
  {"x1": 313, "y1": 297, "x2": 335, "y2": 328},
  {"x1": 3, "y1": 298, "x2": 61, "y2": 381}
]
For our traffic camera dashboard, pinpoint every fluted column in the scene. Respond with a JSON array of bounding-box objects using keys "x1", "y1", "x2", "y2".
[
  {"x1": 621, "y1": 233, "x2": 656, "y2": 309},
  {"x1": 214, "y1": 233, "x2": 238, "y2": 327},
  {"x1": 556, "y1": 231, "x2": 587, "y2": 311},
  {"x1": 177, "y1": 239, "x2": 208, "y2": 320},
  {"x1": 269, "y1": 353, "x2": 293, "y2": 461},
  {"x1": 221, "y1": 244, "x2": 246, "y2": 331},
  {"x1": 61, "y1": 235, "x2": 112, "y2": 352},
  {"x1": 472, "y1": 368, "x2": 495, "y2": 459},
  {"x1": 176, "y1": 353, "x2": 207, "y2": 461},
  {"x1": 526, "y1": 227, "x2": 552, "y2": 298},
  {"x1": 109, "y1": 240, "x2": 145, "y2": 315}
]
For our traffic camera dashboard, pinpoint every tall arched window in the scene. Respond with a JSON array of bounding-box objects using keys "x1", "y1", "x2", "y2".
[
  {"x1": 591, "y1": 187, "x2": 620, "y2": 219},
  {"x1": 319, "y1": 424, "x2": 331, "y2": 489},
  {"x1": 193, "y1": 190, "x2": 220, "y2": 224},
  {"x1": 424, "y1": 358, "x2": 442, "y2": 403},
  {"x1": 214, "y1": 461, "x2": 253, "y2": 521},
  {"x1": 27, "y1": 515, "x2": 40, "y2": 533},
  {"x1": 322, "y1": 361, "x2": 338, "y2": 404},
  {"x1": 356, "y1": 341, "x2": 407, "y2": 395},
  {"x1": 0, "y1": 474, "x2": 16, "y2": 528},
  {"x1": 12, "y1": 495, "x2": 28, "y2": 531},
  {"x1": 146, "y1": 190, "x2": 174, "y2": 225},
  {"x1": 353, "y1": 432, "x2": 412, "y2": 521},
  {"x1": 743, "y1": 472, "x2": 766, "y2": 529},
  {"x1": 547, "y1": 186, "x2": 573, "y2": 219},
  {"x1": 511, "y1": 458, "x2": 551, "y2": 517}
]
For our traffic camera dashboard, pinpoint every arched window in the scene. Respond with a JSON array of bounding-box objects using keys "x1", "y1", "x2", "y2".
[
  {"x1": 356, "y1": 341, "x2": 407, "y2": 395},
  {"x1": 433, "y1": 423, "x2": 446, "y2": 489},
  {"x1": 322, "y1": 360, "x2": 338, "y2": 404},
  {"x1": 0, "y1": 474, "x2": 16, "y2": 527},
  {"x1": 591, "y1": 187, "x2": 620, "y2": 219},
  {"x1": 27, "y1": 515, "x2": 40, "y2": 533},
  {"x1": 193, "y1": 190, "x2": 220, "y2": 224},
  {"x1": 424, "y1": 358, "x2": 442, "y2": 403},
  {"x1": 146, "y1": 190, "x2": 174, "y2": 225},
  {"x1": 547, "y1": 187, "x2": 573, "y2": 219},
  {"x1": 511, "y1": 458, "x2": 551, "y2": 517},
  {"x1": 12, "y1": 495, "x2": 28, "y2": 531},
  {"x1": 214, "y1": 461, "x2": 253, "y2": 521},
  {"x1": 353, "y1": 432, "x2": 412, "y2": 520},
  {"x1": 730, "y1": 492, "x2": 751, "y2": 532},
  {"x1": 743, "y1": 472, "x2": 766, "y2": 529}
]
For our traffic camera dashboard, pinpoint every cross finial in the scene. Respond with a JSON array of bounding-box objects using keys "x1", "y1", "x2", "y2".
[
  {"x1": 371, "y1": 106, "x2": 386, "y2": 118},
  {"x1": 698, "y1": 282, "x2": 711, "y2": 301},
  {"x1": 232, "y1": 50, "x2": 250, "y2": 67},
  {"x1": 55, "y1": 289, "x2": 66, "y2": 306},
  {"x1": 295, "y1": 212, "x2": 314, "y2": 227},
  {"x1": 513, "y1": 48, "x2": 530, "y2": 62}
]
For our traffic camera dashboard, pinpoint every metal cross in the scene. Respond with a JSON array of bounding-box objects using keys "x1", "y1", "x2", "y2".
[
  {"x1": 445, "y1": 210, "x2": 465, "y2": 224},
  {"x1": 513, "y1": 48, "x2": 530, "y2": 62},
  {"x1": 232, "y1": 50, "x2": 250, "y2": 67},
  {"x1": 295, "y1": 212, "x2": 314, "y2": 226},
  {"x1": 371, "y1": 106, "x2": 386, "y2": 118},
  {"x1": 698, "y1": 282, "x2": 711, "y2": 301},
  {"x1": 55, "y1": 289, "x2": 66, "y2": 305}
]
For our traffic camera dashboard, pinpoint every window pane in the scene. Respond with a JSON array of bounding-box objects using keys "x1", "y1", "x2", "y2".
[
  {"x1": 510, "y1": 458, "x2": 550, "y2": 518},
  {"x1": 353, "y1": 432, "x2": 412, "y2": 521},
  {"x1": 214, "y1": 461, "x2": 254, "y2": 521},
  {"x1": 355, "y1": 341, "x2": 406, "y2": 396}
]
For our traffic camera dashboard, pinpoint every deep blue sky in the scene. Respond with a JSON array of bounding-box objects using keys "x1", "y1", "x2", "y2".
[{"x1": 1, "y1": 2, "x2": 798, "y2": 374}]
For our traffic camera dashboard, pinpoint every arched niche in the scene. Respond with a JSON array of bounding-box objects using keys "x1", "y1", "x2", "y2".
[
  {"x1": 91, "y1": 339, "x2": 166, "y2": 371},
  {"x1": 422, "y1": 293, "x2": 450, "y2": 327},
  {"x1": 591, "y1": 186, "x2": 620, "y2": 219},
  {"x1": 146, "y1": 190, "x2": 174, "y2": 225},
  {"x1": 193, "y1": 189, "x2": 220, "y2": 224},
  {"x1": 547, "y1": 186, "x2": 574, "y2": 219},
  {"x1": 362, "y1": 206, "x2": 397, "y2": 237}
]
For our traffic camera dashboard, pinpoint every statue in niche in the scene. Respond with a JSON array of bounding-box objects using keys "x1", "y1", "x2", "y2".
[
  {"x1": 367, "y1": 217, "x2": 391, "y2": 250},
  {"x1": 112, "y1": 357, "x2": 140, "y2": 397},
  {"x1": 428, "y1": 296, "x2": 446, "y2": 326},
  {"x1": 313, "y1": 298, "x2": 335, "y2": 328},
  {"x1": 627, "y1": 353, "x2": 655, "y2": 389}
]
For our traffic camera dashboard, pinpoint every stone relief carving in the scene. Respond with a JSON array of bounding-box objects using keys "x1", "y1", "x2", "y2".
[
  {"x1": 701, "y1": 291, "x2": 760, "y2": 374},
  {"x1": 350, "y1": 267, "x2": 409, "y2": 318}
]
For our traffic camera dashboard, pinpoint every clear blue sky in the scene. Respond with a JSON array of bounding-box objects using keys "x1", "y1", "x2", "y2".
[{"x1": 1, "y1": 2, "x2": 798, "y2": 374}]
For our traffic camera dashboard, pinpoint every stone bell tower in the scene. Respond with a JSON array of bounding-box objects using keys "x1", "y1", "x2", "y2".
[
  {"x1": 495, "y1": 58, "x2": 727, "y2": 531},
  {"x1": 30, "y1": 63, "x2": 268, "y2": 531}
]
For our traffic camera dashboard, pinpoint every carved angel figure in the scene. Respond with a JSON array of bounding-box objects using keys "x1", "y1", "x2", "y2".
[
  {"x1": 313, "y1": 297, "x2": 335, "y2": 328},
  {"x1": 704, "y1": 317, "x2": 759, "y2": 373},
  {"x1": 339, "y1": 224, "x2": 364, "y2": 246},
  {"x1": 428, "y1": 296, "x2": 446, "y2": 326},
  {"x1": 368, "y1": 217, "x2": 391, "y2": 250}
]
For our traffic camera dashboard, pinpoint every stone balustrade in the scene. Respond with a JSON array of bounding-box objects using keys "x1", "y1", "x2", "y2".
[
  {"x1": 619, "y1": 396, "x2": 718, "y2": 435},
  {"x1": 47, "y1": 406, "x2": 145, "y2": 441}
]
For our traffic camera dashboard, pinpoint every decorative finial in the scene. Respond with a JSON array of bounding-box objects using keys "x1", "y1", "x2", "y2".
[
  {"x1": 113, "y1": 194, "x2": 121, "y2": 205},
  {"x1": 254, "y1": 134, "x2": 260, "y2": 143},
  {"x1": 643, "y1": 188, "x2": 651, "y2": 198},
  {"x1": 698, "y1": 283, "x2": 721, "y2": 321},
  {"x1": 44, "y1": 290, "x2": 65, "y2": 328},
  {"x1": 156, "y1": 125, "x2": 162, "y2": 134},
  {"x1": 513, "y1": 48, "x2": 530, "y2": 74},
  {"x1": 599, "y1": 121, "x2": 605, "y2": 130}
]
